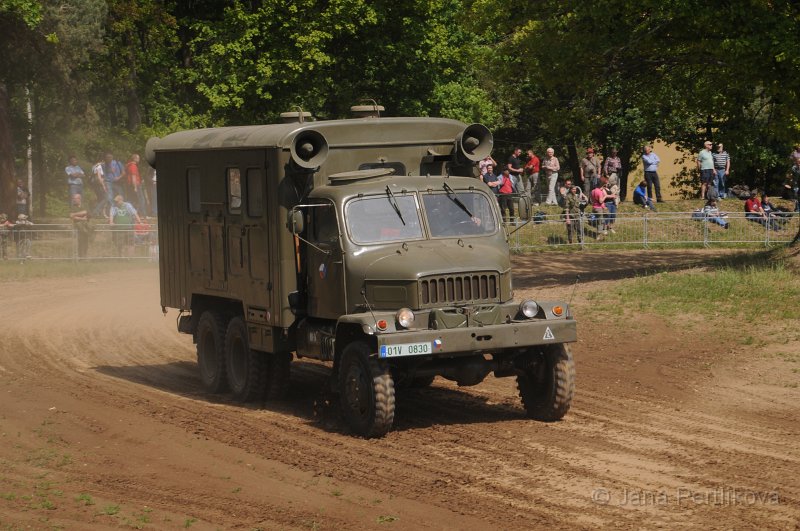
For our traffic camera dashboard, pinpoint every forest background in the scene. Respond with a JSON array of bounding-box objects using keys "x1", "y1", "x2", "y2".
[{"x1": 1, "y1": 0, "x2": 799, "y2": 217}]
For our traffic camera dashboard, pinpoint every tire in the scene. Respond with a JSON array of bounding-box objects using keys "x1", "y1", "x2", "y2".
[
  {"x1": 517, "y1": 343, "x2": 575, "y2": 421},
  {"x1": 196, "y1": 311, "x2": 229, "y2": 394},
  {"x1": 265, "y1": 351, "x2": 292, "y2": 400},
  {"x1": 224, "y1": 317, "x2": 267, "y2": 402},
  {"x1": 338, "y1": 342, "x2": 395, "y2": 438}
]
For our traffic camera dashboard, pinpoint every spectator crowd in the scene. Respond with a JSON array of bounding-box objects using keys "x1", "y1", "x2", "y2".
[{"x1": 476, "y1": 140, "x2": 800, "y2": 243}]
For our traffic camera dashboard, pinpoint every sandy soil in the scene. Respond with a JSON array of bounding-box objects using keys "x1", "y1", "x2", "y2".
[{"x1": 0, "y1": 250, "x2": 798, "y2": 530}]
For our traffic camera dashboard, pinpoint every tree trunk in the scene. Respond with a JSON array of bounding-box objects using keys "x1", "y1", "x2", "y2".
[
  {"x1": 33, "y1": 92, "x2": 45, "y2": 218},
  {"x1": 618, "y1": 142, "x2": 635, "y2": 201},
  {"x1": 0, "y1": 83, "x2": 16, "y2": 216},
  {"x1": 566, "y1": 141, "x2": 579, "y2": 184},
  {"x1": 126, "y1": 42, "x2": 141, "y2": 131}
]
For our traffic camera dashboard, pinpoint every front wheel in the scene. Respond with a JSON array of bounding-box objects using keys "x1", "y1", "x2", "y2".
[
  {"x1": 517, "y1": 344, "x2": 575, "y2": 421},
  {"x1": 338, "y1": 342, "x2": 395, "y2": 438}
]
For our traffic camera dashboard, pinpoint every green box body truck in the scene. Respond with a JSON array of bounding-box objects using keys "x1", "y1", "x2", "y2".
[{"x1": 146, "y1": 111, "x2": 577, "y2": 437}]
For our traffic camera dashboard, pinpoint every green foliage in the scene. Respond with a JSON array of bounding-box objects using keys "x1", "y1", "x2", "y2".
[{"x1": 3, "y1": 0, "x2": 800, "y2": 218}]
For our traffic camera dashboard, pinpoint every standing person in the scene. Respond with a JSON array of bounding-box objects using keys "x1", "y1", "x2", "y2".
[
  {"x1": 90, "y1": 154, "x2": 108, "y2": 216},
  {"x1": 69, "y1": 194, "x2": 91, "y2": 258},
  {"x1": 580, "y1": 148, "x2": 601, "y2": 196},
  {"x1": 641, "y1": 145, "x2": 663, "y2": 202},
  {"x1": 524, "y1": 149, "x2": 540, "y2": 205},
  {"x1": 542, "y1": 147, "x2": 560, "y2": 205},
  {"x1": 109, "y1": 194, "x2": 142, "y2": 256},
  {"x1": 603, "y1": 178, "x2": 618, "y2": 233},
  {"x1": 478, "y1": 154, "x2": 497, "y2": 178},
  {"x1": 149, "y1": 169, "x2": 158, "y2": 217},
  {"x1": 103, "y1": 152, "x2": 126, "y2": 206},
  {"x1": 14, "y1": 213, "x2": 33, "y2": 259},
  {"x1": 697, "y1": 140, "x2": 715, "y2": 200},
  {"x1": 506, "y1": 148, "x2": 524, "y2": 189},
  {"x1": 603, "y1": 147, "x2": 622, "y2": 182},
  {"x1": 481, "y1": 164, "x2": 499, "y2": 191},
  {"x1": 0, "y1": 213, "x2": 12, "y2": 260},
  {"x1": 16, "y1": 179, "x2": 29, "y2": 217},
  {"x1": 497, "y1": 168, "x2": 516, "y2": 222},
  {"x1": 791, "y1": 144, "x2": 800, "y2": 164},
  {"x1": 126, "y1": 153, "x2": 146, "y2": 216},
  {"x1": 713, "y1": 143, "x2": 730, "y2": 199},
  {"x1": 563, "y1": 183, "x2": 583, "y2": 244},
  {"x1": 65, "y1": 156, "x2": 85, "y2": 201},
  {"x1": 590, "y1": 179, "x2": 609, "y2": 238}
]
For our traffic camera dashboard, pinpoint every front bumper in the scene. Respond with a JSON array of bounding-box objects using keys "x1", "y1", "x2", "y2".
[{"x1": 375, "y1": 318, "x2": 577, "y2": 359}]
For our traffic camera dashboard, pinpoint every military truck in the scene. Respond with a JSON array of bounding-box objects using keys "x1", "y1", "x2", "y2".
[{"x1": 146, "y1": 108, "x2": 577, "y2": 437}]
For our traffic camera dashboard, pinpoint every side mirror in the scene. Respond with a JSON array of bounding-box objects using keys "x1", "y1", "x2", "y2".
[{"x1": 288, "y1": 209, "x2": 304, "y2": 234}]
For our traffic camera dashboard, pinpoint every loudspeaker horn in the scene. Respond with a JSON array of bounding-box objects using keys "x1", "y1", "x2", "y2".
[
  {"x1": 455, "y1": 123, "x2": 493, "y2": 162},
  {"x1": 145, "y1": 136, "x2": 160, "y2": 168},
  {"x1": 290, "y1": 129, "x2": 329, "y2": 169}
]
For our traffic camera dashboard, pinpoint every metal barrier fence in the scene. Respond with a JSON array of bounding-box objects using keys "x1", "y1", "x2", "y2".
[
  {"x1": 0, "y1": 224, "x2": 158, "y2": 261},
  {"x1": 507, "y1": 211, "x2": 800, "y2": 250},
  {"x1": 1, "y1": 212, "x2": 797, "y2": 261}
]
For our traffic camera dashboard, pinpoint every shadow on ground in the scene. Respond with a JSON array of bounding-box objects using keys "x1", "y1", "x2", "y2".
[{"x1": 94, "y1": 360, "x2": 530, "y2": 436}]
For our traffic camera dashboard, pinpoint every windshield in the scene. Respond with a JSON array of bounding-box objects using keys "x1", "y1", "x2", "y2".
[
  {"x1": 346, "y1": 195, "x2": 424, "y2": 244},
  {"x1": 422, "y1": 191, "x2": 497, "y2": 237}
]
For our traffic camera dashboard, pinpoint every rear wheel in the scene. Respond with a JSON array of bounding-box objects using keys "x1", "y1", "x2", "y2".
[
  {"x1": 517, "y1": 344, "x2": 575, "y2": 421},
  {"x1": 196, "y1": 311, "x2": 228, "y2": 394},
  {"x1": 339, "y1": 342, "x2": 395, "y2": 438},
  {"x1": 224, "y1": 317, "x2": 267, "y2": 402}
]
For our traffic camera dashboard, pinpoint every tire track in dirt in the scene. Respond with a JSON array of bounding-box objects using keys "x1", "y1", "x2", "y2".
[{"x1": 0, "y1": 256, "x2": 798, "y2": 529}]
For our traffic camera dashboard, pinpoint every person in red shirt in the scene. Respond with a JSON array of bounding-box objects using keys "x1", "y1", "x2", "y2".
[
  {"x1": 744, "y1": 192, "x2": 769, "y2": 226},
  {"x1": 126, "y1": 153, "x2": 146, "y2": 217},
  {"x1": 524, "y1": 149, "x2": 541, "y2": 205}
]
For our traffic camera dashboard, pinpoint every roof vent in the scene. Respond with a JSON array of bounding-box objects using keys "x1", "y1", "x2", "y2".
[
  {"x1": 350, "y1": 104, "x2": 384, "y2": 118},
  {"x1": 280, "y1": 111, "x2": 313, "y2": 123}
]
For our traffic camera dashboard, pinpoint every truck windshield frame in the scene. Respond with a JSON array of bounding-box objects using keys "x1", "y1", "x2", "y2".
[{"x1": 345, "y1": 194, "x2": 424, "y2": 244}]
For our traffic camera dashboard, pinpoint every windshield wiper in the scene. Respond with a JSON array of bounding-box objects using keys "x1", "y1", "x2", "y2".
[
  {"x1": 443, "y1": 182, "x2": 474, "y2": 219},
  {"x1": 386, "y1": 185, "x2": 406, "y2": 226}
]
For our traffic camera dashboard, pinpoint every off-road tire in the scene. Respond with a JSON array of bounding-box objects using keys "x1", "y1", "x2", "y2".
[
  {"x1": 196, "y1": 311, "x2": 229, "y2": 394},
  {"x1": 265, "y1": 351, "x2": 292, "y2": 400},
  {"x1": 339, "y1": 342, "x2": 395, "y2": 438},
  {"x1": 517, "y1": 343, "x2": 575, "y2": 421},
  {"x1": 224, "y1": 317, "x2": 267, "y2": 402}
]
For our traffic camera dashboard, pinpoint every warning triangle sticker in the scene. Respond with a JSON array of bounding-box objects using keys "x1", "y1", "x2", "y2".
[{"x1": 543, "y1": 327, "x2": 555, "y2": 340}]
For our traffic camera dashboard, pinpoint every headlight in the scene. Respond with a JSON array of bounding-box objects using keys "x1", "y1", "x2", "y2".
[
  {"x1": 396, "y1": 308, "x2": 415, "y2": 328},
  {"x1": 520, "y1": 300, "x2": 539, "y2": 318}
]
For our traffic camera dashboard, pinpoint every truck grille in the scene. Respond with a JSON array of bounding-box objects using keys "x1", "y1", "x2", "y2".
[{"x1": 419, "y1": 272, "x2": 500, "y2": 306}]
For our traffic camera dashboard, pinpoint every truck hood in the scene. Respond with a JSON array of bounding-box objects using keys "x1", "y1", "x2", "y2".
[{"x1": 355, "y1": 239, "x2": 511, "y2": 281}]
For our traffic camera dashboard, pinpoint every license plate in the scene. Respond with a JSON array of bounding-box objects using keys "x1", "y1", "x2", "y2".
[{"x1": 379, "y1": 341, "x2": 432, "y2": 358}]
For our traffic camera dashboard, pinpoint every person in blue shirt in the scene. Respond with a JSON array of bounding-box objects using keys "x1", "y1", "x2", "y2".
[
  {"x1": 633, "y1": 181, "x2": 656, "y2": 211},
  {"x1": 641, "y1": 145, "x2": 663, "y2": 202},
  {"x1": 65, "y1": 156, "x2": 85, "y2": 201}
]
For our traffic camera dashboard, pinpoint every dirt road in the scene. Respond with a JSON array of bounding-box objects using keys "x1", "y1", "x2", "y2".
[{"x1": 0, "y1": 251, "x2": 798, "y2": 529}]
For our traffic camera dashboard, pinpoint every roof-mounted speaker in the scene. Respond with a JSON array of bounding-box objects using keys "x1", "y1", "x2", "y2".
[{"x1": 290, "y1": 129, "x2": 328, "y2": 170}]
